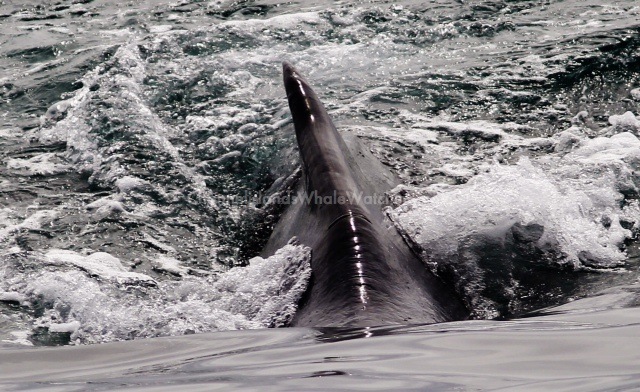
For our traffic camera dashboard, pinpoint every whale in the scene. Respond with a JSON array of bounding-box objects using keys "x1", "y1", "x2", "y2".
[{"x1": 263, "y1": 62, "x2": 468, "y2": 327}]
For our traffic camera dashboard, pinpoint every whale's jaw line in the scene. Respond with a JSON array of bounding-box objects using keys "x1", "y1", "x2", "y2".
[{"x1": 272, "y1": 62, "x2": 467, "y2": 327}]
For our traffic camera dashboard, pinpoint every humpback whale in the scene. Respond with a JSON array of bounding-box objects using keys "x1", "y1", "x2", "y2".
[{"x1": 264, "y1": 62, "x2": 468, "y2": 327}]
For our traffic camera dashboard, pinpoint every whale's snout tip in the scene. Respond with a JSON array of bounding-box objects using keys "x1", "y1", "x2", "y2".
[{"x1": 282, "y1": 61, "x2": 296, "y2": 78}]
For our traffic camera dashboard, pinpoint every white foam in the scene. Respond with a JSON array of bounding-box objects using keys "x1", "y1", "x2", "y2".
[
  {"x1": 608, "y1": 111, "x2": 640, "y2": 133},
  {"x1": 48, "y1": 321, "x2": 81, "y2": 334},
  {"x1": 41, "y1": 99, "x2": 73, "y2": 125},
  {"x1": 38, "y1": 43, "x2": 220, "y2": 216},
  {"x1": 3, "y1": 245, "x2": 310, "y2": 344},
  {"x1": 433, "y1": 163, "x2": 475, "y2": 180},
  {"x1": 414, "y1": 119, "x2": 510, "y2": 141},
  {"x1": 218, "y1": 12, "x2": 323, "y2": 32},
  {"x1": 153, "y1": 256, "x2": 190, "y2": 276},
  {"x1": 567, "y1": 132, "x2": 640, "y2": 161},
  {"x1": 49, "y1": 27, "x2": 74, "y2": 35},
  {"x1": 44, "y1": 250, "x2": 156, "y2": 286},
  {"x1": 390, "y1": 157, "x2": 627, "y2": 270},
  {"x1": 6, "y1": 153, "x2": 70, "y2": 176},
  {"x1": 382, "y1": 115, "x2": 640, "y2": 318},
  {"x1": 140, "y1": 233, "x2": 177, "y2": 255},
  {"x1": 85, "y1": 197, "x2": 127, "y2": 215},
  {"x1": 148, "y1": 25, "x2": 174, "y2": 33},
  {"x1": 0, "y1": 291, "x2": 27, "y2": 305},
  {"x1": 211, "y1": 243, "x2": 311, "y2": 327},
  {"x1": 0, "y1": 209, "x2": 59, "y2": 244},
  {"x1": 553, "y1": 129, "x2": 582, "y2": 152},
  {"x1": 0, "y1": 127, "x2": 21, "y2": 139},
  {"x1": 114, "y1": 176, "x2": 148, "y2": 194},
  {"x1": 370, "y1": 126, "x2": 439, "y2": 150},
  {"x1": 2, "y1": 331, "x2": 33, "y2": 346}
]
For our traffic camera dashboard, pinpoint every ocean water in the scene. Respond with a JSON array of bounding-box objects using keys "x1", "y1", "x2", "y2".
[{"x1": 1, "y1": 0, "x2": 640, "y2": 390}]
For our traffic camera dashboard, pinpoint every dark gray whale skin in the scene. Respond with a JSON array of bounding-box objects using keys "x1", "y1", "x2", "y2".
[{"x1": 264, "y1": 62, "x2": 468, "y2": 327}]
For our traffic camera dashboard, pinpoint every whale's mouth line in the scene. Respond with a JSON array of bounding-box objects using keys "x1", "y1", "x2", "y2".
[{"x1": 327, "y1": 211, "x2": 372, "y2": 230}]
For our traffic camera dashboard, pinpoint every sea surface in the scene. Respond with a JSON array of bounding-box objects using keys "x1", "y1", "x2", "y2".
[{"x1": 1, "y1": 0, "x2": 640, "y2": 390}]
